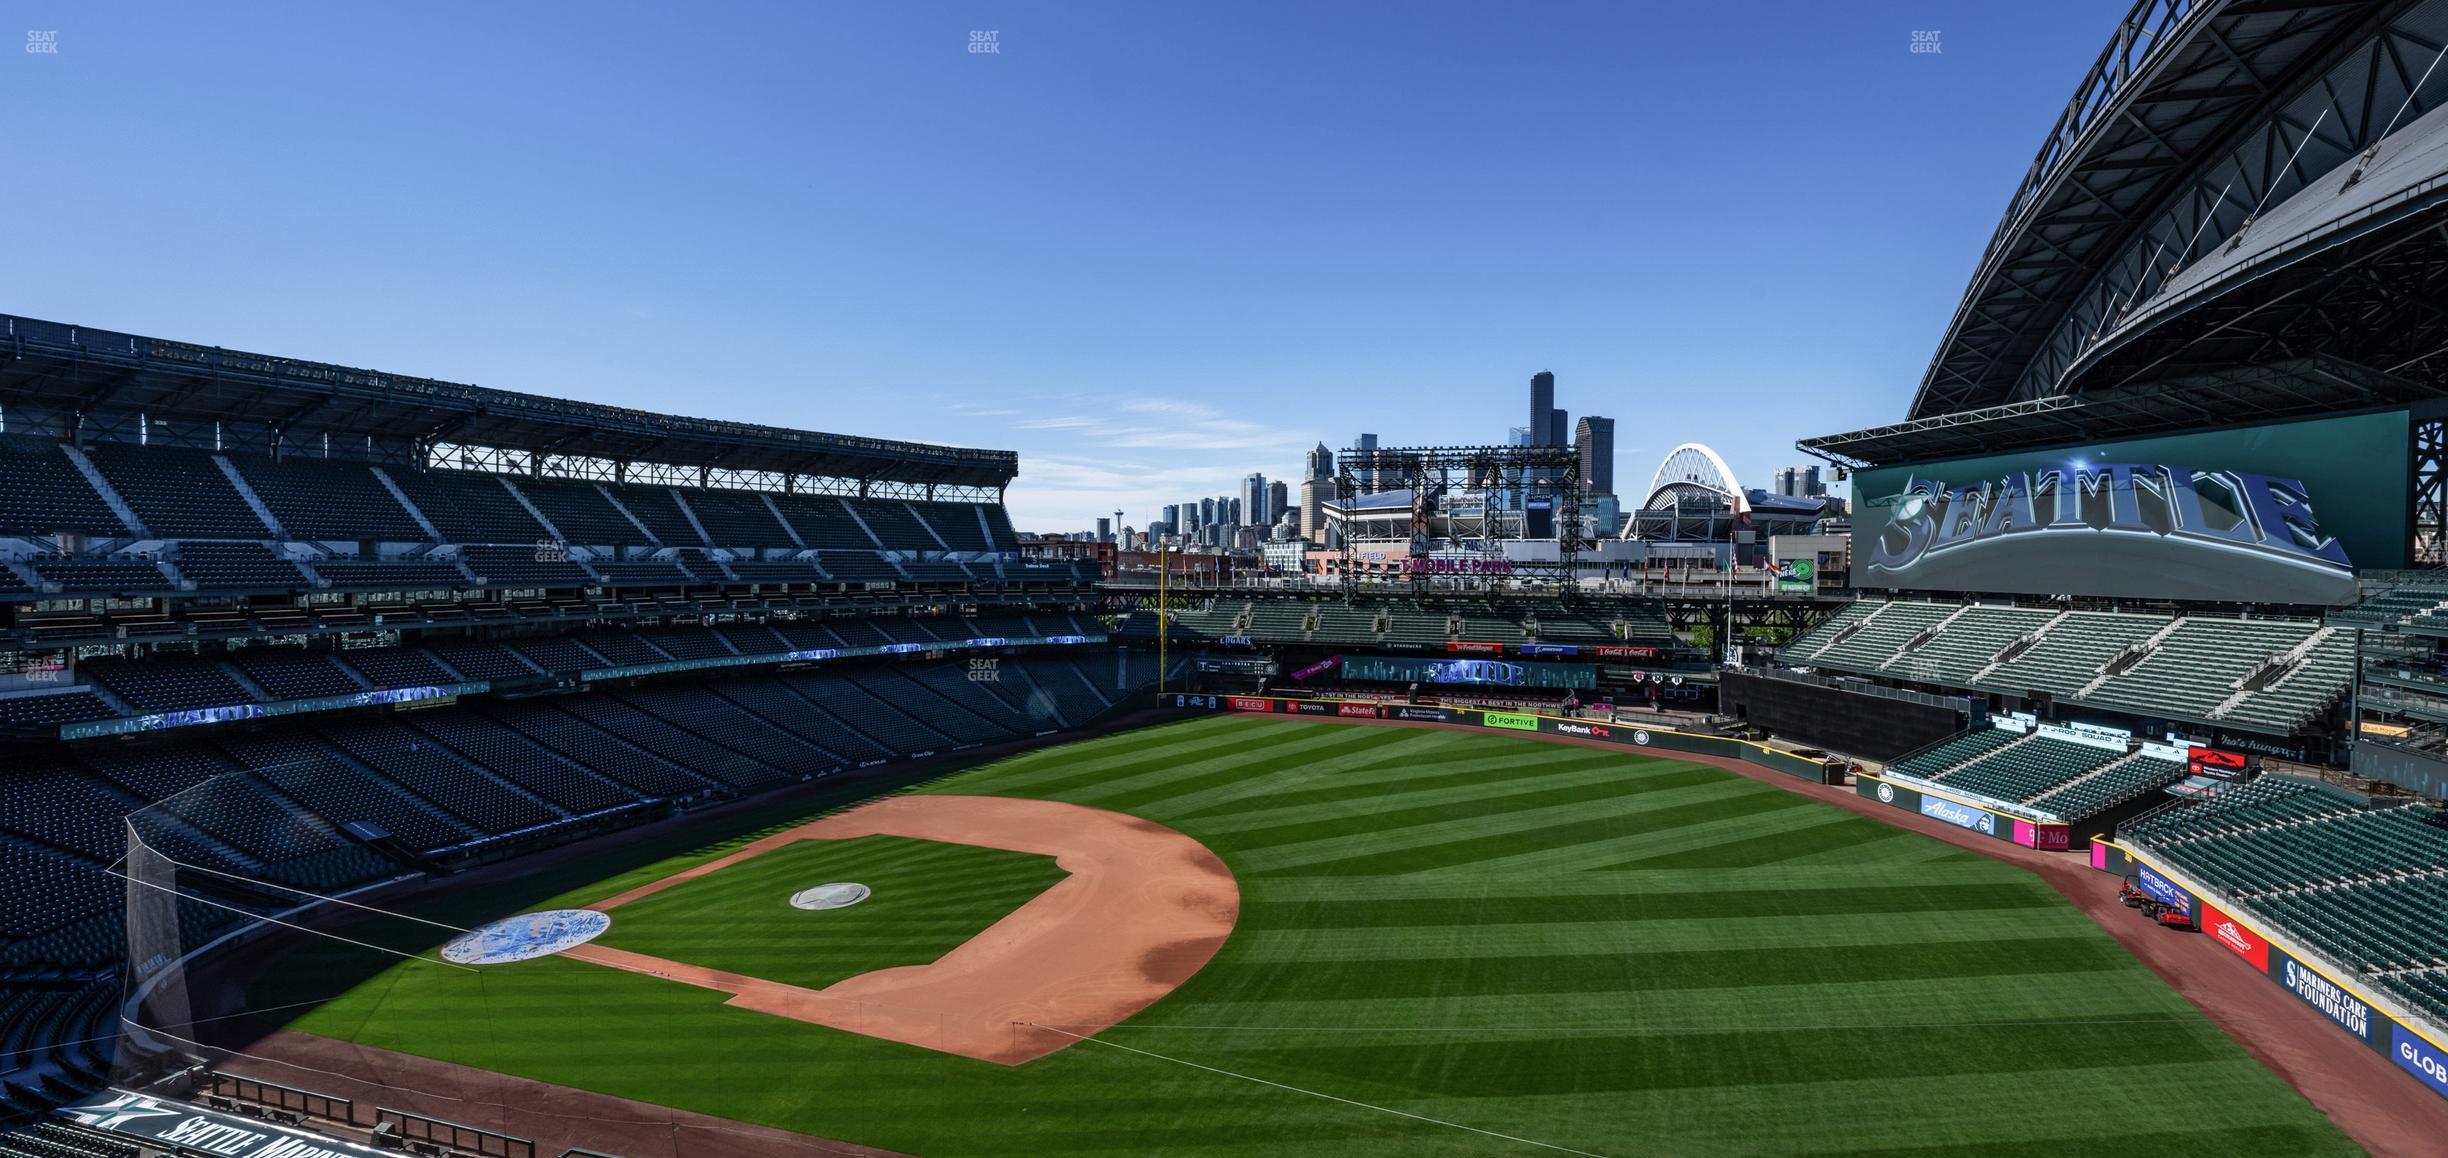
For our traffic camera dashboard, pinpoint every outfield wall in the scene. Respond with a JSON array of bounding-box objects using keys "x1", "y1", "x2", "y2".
[
  {"x1": 1719, "y1": 670, "x2": 1970, "y2": 761},
  {"x1": 2090, "y1": 840, "x2": 2448, "y2": 1104},
  {"x1": 1853, "y1": 771, "x2": 2074, "y2": 851},
  {"x1": 1165, "y1": 693, "x2": 1849, "y2": 785}
]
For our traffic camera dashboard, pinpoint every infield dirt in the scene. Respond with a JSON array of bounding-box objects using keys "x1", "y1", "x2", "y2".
[{"x1": 567, "y1": 794, "x2": 1240, "y2": 1063}]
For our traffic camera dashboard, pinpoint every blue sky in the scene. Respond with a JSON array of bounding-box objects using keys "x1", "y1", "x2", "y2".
[{"x1": 2, "y1": 1, "x2": 2127, "y2": 531}]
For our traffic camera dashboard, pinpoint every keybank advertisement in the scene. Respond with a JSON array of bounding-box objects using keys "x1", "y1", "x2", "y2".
[
  {"x1": 1851, "y1": 410, "x2": 2406, "y2": 604},
  {"x1": 1342, "y1": 655, "x2": 1598, "y2": 690}
]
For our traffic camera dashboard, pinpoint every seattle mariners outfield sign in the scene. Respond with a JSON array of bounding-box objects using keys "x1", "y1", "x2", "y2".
[
  {"x1": 65, "y1": 1091, "x2": 380, "y2": 1156},
  {"x1": 1865, "y1": 462, "x2": 2354, "y2": 603}
]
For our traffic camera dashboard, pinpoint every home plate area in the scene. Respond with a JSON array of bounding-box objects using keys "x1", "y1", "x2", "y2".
[{"x1": 549, "y1": 794, "x2": 1238, "y2": 1064}]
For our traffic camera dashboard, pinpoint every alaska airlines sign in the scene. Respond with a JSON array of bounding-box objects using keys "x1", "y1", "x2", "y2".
[{"x1": 1865, "y1": 462, "x2": 2355, "y2": 604}]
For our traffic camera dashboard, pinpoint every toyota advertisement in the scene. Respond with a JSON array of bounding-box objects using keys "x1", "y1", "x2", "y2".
[{"x1": 1850, "y1": 411, "x2": 2406, "y2": 604}]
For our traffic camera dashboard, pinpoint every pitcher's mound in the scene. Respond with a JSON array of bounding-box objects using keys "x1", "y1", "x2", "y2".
[{"x1": 788, "y1": 882, "x2": 871, "y2": 910}]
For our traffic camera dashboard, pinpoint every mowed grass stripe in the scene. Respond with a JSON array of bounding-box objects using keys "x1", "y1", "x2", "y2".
[
  {"x1": 962, "y1": 718, "x2": 1346, "y2": 798},
  {"x1": 1233, "y1": 880, "x2": 2057, "y2": 927},
  {"x1": 1599, "y1": 810, "x2": 1933, "y2": 870},
  {"x1": 1188, "y1": 935, "x2": 2131, "y2": 1003},
  {"x1": 1154, "y1": 968, "x2": 2202, "y2": 1034},
  {"x1": 1171, "y1": 731, "x2": 1641, "y2": 820},
  {"x1": 1442, "y1": 795, "x2": 1885, "y2": 877},
  {"x1": 1158, "y1": 741, "x2": 1626, "y2": 824},
  {"x1": 1261, "y1": 784, "x2": 1821, "y2": 875},
  {"x1": 1220, "y1": 772, "x2": 1758, "y2": 870},
  {"x1": 1073, "y1": 728, "x2": 1421, "y2": 815},
  {"x1": 1214, "y1": 763, "x2": 1733, "y2": 851},
  {"x1": 1210, "y1": 1015, "x2": 2230, "y2": 1097},
  {"x1": 1221, "y1": 906, "x2": 2103, "y2": 963},
  {"x1": 1190, "y1": 754, "x2": 1678, "y2": 840}
]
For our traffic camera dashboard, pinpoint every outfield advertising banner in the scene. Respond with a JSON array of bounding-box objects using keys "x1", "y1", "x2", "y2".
[
  {"x1": 2198, "y1": 900, "x2": 2270, "y2": 970},
  {"x1": 1919, "y1": 794, "x2": 1998, "y2": 836},
  {"x1": 2011, "y1": 819, "x2": 2071, "y2": 850},
  {"x1": 1343, "y1": 655, "x2": 1598, "y2": 690},
  {"x1": 2276, "y1": 949, "x2": 2375, "y2": 1043},
  {"x1": 2133, "y1": 865, "x2": 2193, "y2": 916},
  {"x1": 1850, "y1": 410, "x2": 2406, "y2": 603},
  {"x1": 2395, "y1": 1024, "x2": 2448, "y2": 1099},
  {"x1": 2098, "y1": 845, "x2": 2448, "y2": 1102}
]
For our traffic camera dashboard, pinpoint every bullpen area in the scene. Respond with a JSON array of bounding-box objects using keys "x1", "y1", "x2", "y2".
[{"x1": 238, "y1": 714, "x2": 2354, "y2": 1156}]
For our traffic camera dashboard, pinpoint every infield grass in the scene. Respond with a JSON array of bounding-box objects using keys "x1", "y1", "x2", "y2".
[{"x1": 255, "y1": 714, "x2": 2360, "y2": 1156}]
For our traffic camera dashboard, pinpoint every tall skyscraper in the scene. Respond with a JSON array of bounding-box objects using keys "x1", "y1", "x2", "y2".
[
  {"x1": 1529, "y1": 371, "x2": 1557, "y2": 446},
  {"x1": 1305, "y1": 441, "x2": 1335, "y2": 481},
  {"x1": 1352, "y1": 432, "x2": 1380, "y2": 490},
  {"x1": 1162, "y1": 503, "x2": 1180, "y2": 531},
  {"x1": 1241, "y1": 473, "x2": 1267, "y2": 529},
  {"x1": 1300, "y1": 477, "x2": 1340, "y2": 542},
  {"x1": 1266, "y1": 478, "x2": 1289, "y2": 525},
  {"x1": 1574, "y1": 415, "x2": 1615, "y2": 497},
  {"x1": 1094, "y1": 516, "x2": 1111, "y2": 543},
  {"x1": 1549, "y1": 408, "x2": 1570, "y2": 449},
  {"x1": 1771, "y1": 465, "x2": 1827, "y2": 498},
  {"x1": 1200, "y1": 496, "x2": 1216, "y2": 527}
]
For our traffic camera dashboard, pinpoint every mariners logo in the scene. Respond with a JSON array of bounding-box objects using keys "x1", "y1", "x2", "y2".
[
  {"x1": 1876, "y1": 782, "x2": 1895, "y2": 803},
  {"x1": 65, "y1": 1092, "x2": 184, "y2": 1131}
]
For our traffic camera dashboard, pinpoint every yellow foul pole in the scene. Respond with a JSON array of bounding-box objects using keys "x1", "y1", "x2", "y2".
[{"x1": 1157, "y1": 542, "x2": 1168, "y2": 695}]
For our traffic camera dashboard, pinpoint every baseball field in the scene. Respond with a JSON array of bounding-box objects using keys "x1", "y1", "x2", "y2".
[{"x1": 246, "y1": 713, "x2": 2356, "y2": 1155}]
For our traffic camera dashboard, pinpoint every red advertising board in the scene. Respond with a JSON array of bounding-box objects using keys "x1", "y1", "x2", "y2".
[
  {"x1": 1225, "y1": 696, "x2": 1272, "y2": 712},
  {"x1": 1446, "y1": 641, "x2": 1504, "y2": 655},
  {"x1": 2198, "y1": 900, "x2": 2271, "y2": 970},
  {"x1": 1594, "y1": 645, "x2": 1660, "y2": 660},
  {"x1": 2187, "y1": 747, "x2": 2249, "y2": 780}
]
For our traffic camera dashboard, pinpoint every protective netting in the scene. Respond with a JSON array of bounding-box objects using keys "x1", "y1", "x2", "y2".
[{"x1": 100, "y1": 719, "x2": 998, "y2": 1157}]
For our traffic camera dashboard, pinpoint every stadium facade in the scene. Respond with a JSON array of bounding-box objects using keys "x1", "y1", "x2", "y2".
[
  {"x1": 1775, "y1": 0, "x2": 2448, "y2": 1106},
  {"x1": 0, "y1": 314, "x2": 1157, "y2": 1140}
]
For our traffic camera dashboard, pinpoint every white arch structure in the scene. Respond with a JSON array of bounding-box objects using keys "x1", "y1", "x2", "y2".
[{"x1": 1642, "y1": 442, "x2": 1748, "y2": 514}]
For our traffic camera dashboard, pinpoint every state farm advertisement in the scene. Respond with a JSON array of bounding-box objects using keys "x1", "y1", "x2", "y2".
[{"x1": 2197, "y1": 900, "x2": 2270, "y2": 971}]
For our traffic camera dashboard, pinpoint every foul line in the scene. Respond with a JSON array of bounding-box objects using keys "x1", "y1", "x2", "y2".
[{"x1": 1024, "y1": 1023, "x2": 1609, "y2": 1157}]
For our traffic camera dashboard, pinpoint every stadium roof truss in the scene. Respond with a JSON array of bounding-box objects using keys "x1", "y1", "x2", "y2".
[
  {"x1": 0, "y1": 314, "x2": 1019, "y2": 491},
  {"x1": 1803, "y1": 355, "x2": 2439, "y2": 468},
  {"x1": 1913, "y1": 0, "x2": 2445, "y2": 418}
]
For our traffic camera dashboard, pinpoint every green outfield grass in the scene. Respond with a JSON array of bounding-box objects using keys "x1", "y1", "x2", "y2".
[{"x1": 254, "y1": 714, "x2": 2358, "y2": 1156}]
